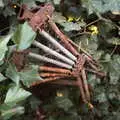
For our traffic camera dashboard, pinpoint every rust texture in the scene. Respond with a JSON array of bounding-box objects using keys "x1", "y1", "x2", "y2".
[
  {"x1": 18, "y1": 3, "x2": 105, "y2": 106},
  {"x1": 31, "y1": 76, "x2": 64, "y2": 87},
  {"x1": 11, "y1": 50, "x2": 29, "y2": 71},
  {"x1": 40, "y1": 73, "x2": 72, "y2": 77},
  {"x1": 39, "y1": 66, "x2": 72, "y2": 74},
  {"x1": 48, "y1": 18, "x2": 79, "y2": 57},
  {"x1": 18, "y1": 3, "x2": 54, "y2": 31}
]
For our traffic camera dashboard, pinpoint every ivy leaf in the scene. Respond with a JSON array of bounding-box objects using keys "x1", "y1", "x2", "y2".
[
  {"x1": 6, "y1": 63, "x2": 20, "y2": 85},
  {"x1": 19, "y1": 65, "x2": 42, "y2": 87},
  {"x1": 53, "y1": 0, "x2": 61, "y2": 5},
  {"x1": 0, "y1": 33, "x2": 13, "y2": 61},
  {"x1": 109, "y1": 55, "x2": 120, "y2": 85},
  {"x1": 4, "y1": 85, "x2": 31, "y2": 104},
  {"x1": 36, "y1": 0, "x2": 46, "y2": 2},
  {"x1": 52, "y1": 12, "x2": 66, "y2": 24},
  {"x1": 55, "y1": 96, "x2": 73, "y2": 111},
  {"x1": 3, "y1": 7, "x2": 16, "y2": 17},
  {"x1": 12, "y1": 22, "x2": 36, "y2": 51},
  {"x1": 82, "y1": 0, "x2": 120, "y2": 14},
  {"x1": 79, "y1": 35, "x2": 98, "y2": 55},
  {"x1": 21, "y1": 0, "x2": 37, "y2": 7},
  {"x1": 61, "y1": 22, "x2": 84, "y2": 32},
  {"x1": 106, "y1": 37, "x2": 120, "y2": 45},
  {"x1": 0, "y1": 104, "x2": 24, "y2": 120},
  {"x1": 0, "y1": 73, "x2": 6, "y2": 82},
  {"x1": 95, "y1": 93, "x2": 107, "y2": 103},
  {"x1": 0, "y1": 0, "x2": 4, "y2": 7}
]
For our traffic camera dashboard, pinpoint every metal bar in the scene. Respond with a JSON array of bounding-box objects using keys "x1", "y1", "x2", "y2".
[
  {"x1": 81, "y1": 68, "x2": 90, "y2": 101},
  {"x1": 39, "y1": 66, "x2": 72, "y2": 74},
  {"x1": 40, "y1": 73, "x2": 71, "y2": 77},
  {"x1": 30, "y1": 76, "x2": 64, "y2": 87},
  {"x1": 48, "y1": 17, "x2": 79, "y2": 56},
  {"x1": 33, "y1": 40, "x2": 75, "y2": 65},
  {"x1": 39, "y1": 30, "x2": 77, "y2": 61},
  {"x1": 28, "y1": 52, "x2": 72, "y2": 69},
  {"x1": 50, "y1": 80, "x2": 78, "y2": 86},
  {"x1": 77, "y1": 76, "x2": 87, "y2": 103}
]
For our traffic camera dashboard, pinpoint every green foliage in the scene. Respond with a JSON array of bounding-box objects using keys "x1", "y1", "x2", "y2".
[
  {"x1": 0, "y1": 34, "x2": 13, "y2": 61},
  {"x1": 12, "y1": 22, "x2": 36, "y2": 51},
  {"x1": 0, "y1": 0, "x2": 120, "y2": 120},
  {"x1": 54, "y1": 96, "x2": 73, "y2": 111},
  {"x1": 0, "y1": 73, "x2": 6, "y2": 82},
  {"x1": 81, "y1": 0, "x2": 120, "y2": 14},
  {"x1": 4, "y1": 85, "x2": 31, "y2": 104},
  {"x1": 19, "y1": 65, "x2": 42, "y2": 87},
  {"x1": 0, "y1": 0, "x2": 4, "y2": 7},
  {"x1": 0, "y1": 85, "x2": 31, "y2": 120},
  {"x1": 6, "y1": 63, "x2": 20, "y2": 85},
  {"x1": 0, "y1": 105, "x2": 24, "y2": 120}
]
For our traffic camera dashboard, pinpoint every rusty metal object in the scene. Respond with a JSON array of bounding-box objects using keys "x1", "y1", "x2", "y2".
[
  {"x1": 40, "y1": 73, "x2": 72, "y2": 77},
  {"x1": 18, "y1": 3, "x2": 105, "y2": 106},
  {"x1": 11, "y1": 50, "x2": 29, "y2": 71},
  {"x1": 48, "y1": 17, "x2": 79, "y2": 57},
  {"x1": 39, "y1": 66, "x2": 72, "y2": 74},
  {"x1": 31, "y1": 76, "x2": 65, "y2": 87},
  {"x1": 18, "y1": 3, "x2": 54, "y2": 31}
]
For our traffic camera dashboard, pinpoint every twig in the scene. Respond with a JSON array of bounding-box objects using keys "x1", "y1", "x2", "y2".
[
  {"x1": 86, "y1": 68, "x2": 105, "y2": 77},
  {"x1": 110, "y1": 44, "x2": 118, "y2": 56},
  {"x1": 84, "y1": 19, "x2": 100, "y2": 29},
  {"x1": 33, "y1": 40, "x2": 75, "y2": 65},
  {"x1": 28, "y1": 52, "x2": 72, "y2": 69}
]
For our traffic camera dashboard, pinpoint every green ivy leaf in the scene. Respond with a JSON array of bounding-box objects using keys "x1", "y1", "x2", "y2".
[
  {"x1": 95, "y1": 93, "x2": 107, "y2": 103},
  {"x1": 35, "y1": 0, "x2": 48, "y2": 3},
  {"x1": 21, "y1": 0, "x2": 37, "y2": 7},
  {"x1": 53, "y1": 0, "x2": 61, "y2": 5},
  {"x1": 55, "y1": 96, "x2": 73, "y2": 111},
  {"x1": 109, "y1": 55, "x2": 120, "y2": 85},
  {"x1": 0, "y1": 105, "x2": 24, "y2": 120},
  {"x1": 6, "y1": 63, "x2": 20, "y2": 85},
  {"x1": 0, "y1": 33, "x2": 13, "y2": 61},
  {"x1": 4, "y1": 85, "x2": 31, "y2": 104},
  {"x1": 0, "y1": 73, "x2": 6, "y2": 82},
  {"x1": 19, "y1": 65, "x2": 42, "y2": 87},
  {"x1": 0, "y1": 0, "x2": 4, "y2": 7},
  {"x1": 61, "y1": 22, "x2": 84, "y2": 32},
  {"x1": 52, "y1": 12, "x2": 66, "y2": 24},
  {"x1": 82, "y1": 0, "x2": 120, "y2": 14},
  {"x1": 3, "y1": 7, "x2": 16, "y2": 17},
  {"x1": 12, "y1": 22, "x2": 36, "y2": 50}
]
